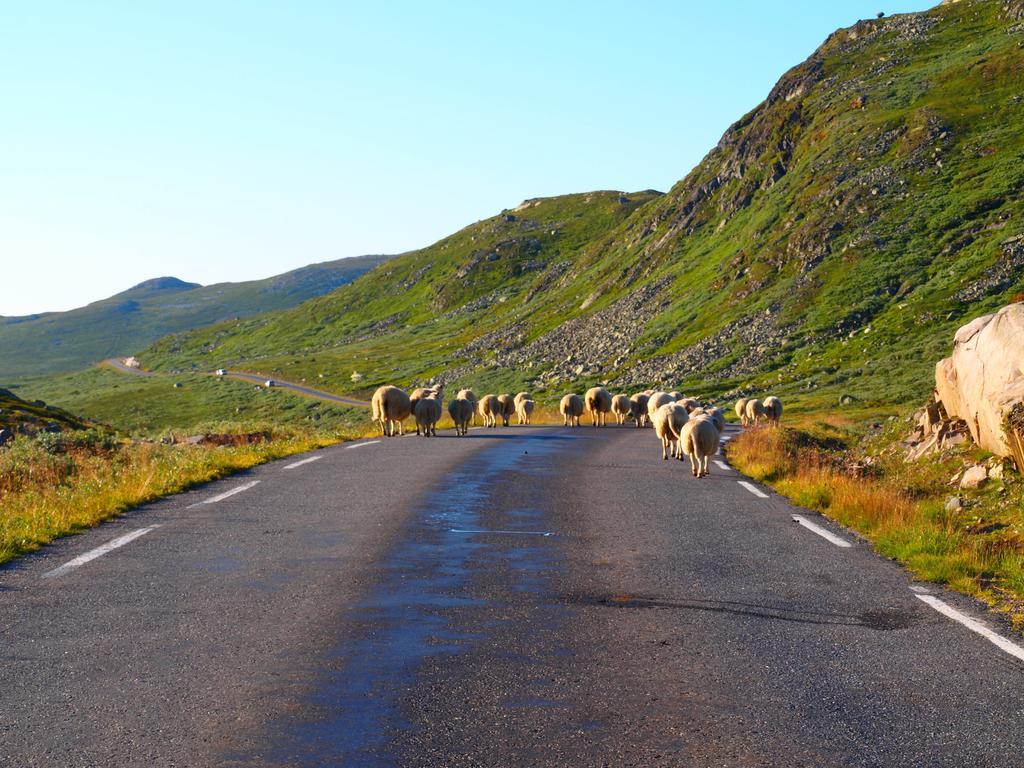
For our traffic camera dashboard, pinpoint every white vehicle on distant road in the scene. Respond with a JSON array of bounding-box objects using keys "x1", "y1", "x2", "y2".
[
  {"x1": 264, "y1": 379, "x2": 275, "y2": 388},
  {"x1": 215, "y1": 368, "x2": 227, "y2": 376}
]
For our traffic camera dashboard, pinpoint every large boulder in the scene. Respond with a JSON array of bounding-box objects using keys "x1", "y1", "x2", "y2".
[{"x1": 935, "y1": 302, "x2": 1024, "y2": 464}]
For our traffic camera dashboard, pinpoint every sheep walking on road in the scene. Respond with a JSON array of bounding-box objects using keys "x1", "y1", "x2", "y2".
[
  {"x1": 372, "y1": 385, "x2": 412, "y2": 437},
  {"x1": 763, "y1": 396, "x2": 783, "y2": 427},
  {"x1": 646, "y1": 392, "x2": 674, "y2": 426},
  {"x1": 457, "y1": 389, "x2": 478, "y2": 425},
  {"x1": 497, "y1": 394, "x2": 516, "y2": 427},
  {"x1": 410, "y1": 386, "x2": 443, "y2": 436},
  {"x1": 585, "y1": 387, "x2": 612, "y2": 427},
  {"x1": 516, "y1": 398, "x2": 535, "y2": 425},
  {"x1": 653, "y1": 402, "x2": 689, "y2": 460},
  {"x1": 680, "y1": 415, "x2": 720, "y2": 477},
  {"x1": 560, "y1": 394, "x2": 584, "y2": 427},
  {"x1": 705, "y1": 406, "x2": 726, "y2": 433},
  {"x1": 630, "y1": 393, "x2": 650, "y2": 428},
  {"x1": 479, "y1": 394, "x2": 501, "y2": 428},
  {"x1": 447, "y1": 397, "x2": 474, "y2": 436},
  {"x1": 745, "y1": 398, "x2": 766, "y2": 426},
  {"x1": 415, "y1": 393, "x2": 443, "y2": 437},
  {"x1": 611, "y1": 394, "x2": 632, "y2": 425},
  {"x1": 735, "y1": 398, "x2": 750, "y2": 427},
  {"x1": 679, "y1": 397, "x2": 699, "y2": 414}
]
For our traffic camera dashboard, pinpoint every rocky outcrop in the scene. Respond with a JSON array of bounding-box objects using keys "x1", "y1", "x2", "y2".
[{"x1": 935, "y1": 302, "x2": 1024, "y2": 465}]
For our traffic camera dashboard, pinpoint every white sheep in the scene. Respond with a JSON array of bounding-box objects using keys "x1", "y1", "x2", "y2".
[
  {"x1": 630, "y1": 392, "x2": 650, "y2": 428},
  {"x1": 763, "y1": 396, "x2": 783, "y2": 427},
  {"x1": 735, "y1": 398, "x2": 750, "y2": 427},
  {"x1": 516, "y1": 398, "x2": 535, "y2": 425},
  {"x1": 560, "y1": 394, "x2": 584, "y2": 427},
  {"x1": 497, "y1": 394, "x2": 515, "y2": 426},
  {"x1": 410, "y1": 386, "x2": 443, "y2": 435},
  {"x1": 678, "y1": 396, "x2": 699, "y2": 413},
  {"x1": 646, "y1": 392, "x2": 674, "y2": 425},
  {"x1": 668, "y1": 390, "x2": 684, "y2": 402},
  {"x1": 415, "y1": 393, "x2": 443, "y2": 437},
  {"x1": 457, "y1": 388, "x2": 479, "y2": 424},
  {"x1": 513, "y1": 391, "x2": 531, "y2": 409},
  {"x1": 610, "y1": 394, "x2": 632, "y2": 424},
  {"x1": 680, "y1": 415, "x2": 720, "y2": 477},
  {"x1": 745, "y1": 398, "x2": 766, "y2": 426},
  {"x1": 705, "y1": 406, "x2": 726, "y2": 433},
  {"x1": 585, "y1": 387, "x2": 613, "y2": 427},
  {"x1": 479, "y1": 394, "x2": 501, "y2": 428},
  {"x1": 652, "y1": 402, "x2": 689, "y2": 460},
  {"x1": 371, "y1": 385, "x2": 412, "y2": 437},
  {"x1": 447, "y1": 397, "x2": 474, "y2": 435}
]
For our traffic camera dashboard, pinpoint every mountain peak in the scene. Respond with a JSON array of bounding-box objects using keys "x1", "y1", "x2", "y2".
[{"x1": 128, "y1": 277, "x2": 202, "y2": 293}]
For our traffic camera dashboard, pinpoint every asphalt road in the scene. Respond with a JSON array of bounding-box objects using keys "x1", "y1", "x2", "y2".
[{"x1": 2, "y1": 424, "x2": 1023, "y2": 767}]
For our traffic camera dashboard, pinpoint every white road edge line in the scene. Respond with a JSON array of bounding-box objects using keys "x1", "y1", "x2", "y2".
[
  {"x1": 737, "y1": 480, "x2": 769, "y2": 498},
  {"x1": 714, "y1": 460, "x2": 731, "y2": 470},
  {"x1": 283, "y1": 456, "x2": 321, "y2": 470},
  {"x1": 187, "y1": 480, "x2": 260, "y2": 508},
  {"x1": 915, "y1": 593, "x2": 1024, "y2": 662},
  {"x1": 43, "y1": 526, "x2": 160, "y2": 579},
  {"x1": 345, "y1": 440, "x2": 381, "y2": 449},
  {"x1": 791, "y1": 514, "x2": 853, "y2": 548}
]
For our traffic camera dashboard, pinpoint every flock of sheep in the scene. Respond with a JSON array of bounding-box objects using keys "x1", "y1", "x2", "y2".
[{"x1": 370, "y1": 385, "x2": 783, "y2": 479}]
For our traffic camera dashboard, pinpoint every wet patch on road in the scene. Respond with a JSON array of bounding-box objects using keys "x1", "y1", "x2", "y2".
[{"x1": 255, "y1": 432, "x2": 574, "y2": 766}]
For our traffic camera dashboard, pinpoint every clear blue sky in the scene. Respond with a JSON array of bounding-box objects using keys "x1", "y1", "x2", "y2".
[{"x1": 1, "y1": 0, "x2": 931, "y2": 316}]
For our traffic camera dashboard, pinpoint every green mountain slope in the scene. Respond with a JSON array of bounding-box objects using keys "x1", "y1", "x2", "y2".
[
  {"x1": 0, "y1": 255, "x2": 390, "y2": 379},
  {"x1": 121, "y1": 2, "x2": 1024, "y2": 411}
]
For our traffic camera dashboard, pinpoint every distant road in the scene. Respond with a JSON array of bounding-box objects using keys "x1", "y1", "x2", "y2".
[
  {"x1": 101, "y1": 358, "x2": 369, "y2": 408},
  {"x1": 224, "y1": 371, "x2": 369, "y2": 408},
  {"x1": 101, "y1": 358, "x2": 156, "y2": 377},
  {"x1": 3, "y1": 424, "x2": 1024, "y2": 765}
]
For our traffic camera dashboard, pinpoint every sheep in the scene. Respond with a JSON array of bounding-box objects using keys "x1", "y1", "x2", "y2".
[
  {"x1": 585, "y1": 386, "x2": 613, "y2": 427},
  {"x1": 763, "y1": 396, "x2": 783, "y2": 427},
  {"x1": 513, "y1": 392, "x2": 531, "y2": 409},
  {"x1": 410, "y1": 386, "x2": 443, "y2": 435},
  {"x1": 646, "y1": 392, "x2": 674, "y2": 425},
  {"x1": 680, "y1": 415, "x2": 720, "y2": 477},
  {"x1": 629, "y1": 392, "x2": 650, "y2": 427},
  {"x1": 516, "y1": 398, "x2": 535, "y2": 425},
  {"x1": 735, "y1": 398, "x2": 750, "y2": 427},
  {"x1": 371, "y1": 385, "x2": 412, "y2": 437},
  {"x1": 447, "y1": 397, "x2": 474, "y2": 435},
  {"x1": 415, "y1": 393, "x2": 443, "y2": 437},
  {"x1": 479, "y1": 394, "x2": 501, "y2": 428},
  {"x1": 611, "y1": 394, "x2": 632, "y2": 425},
  {"x1": 705, "y1": 406, "x2": 726, "y2": 433},
  {"x1": 560, "y1": 394, "x2": 584, "y2": 427},
  {"x1": 668, "y1": 391, "x2": 684, "y2": 402},
  {"x1": 457, "y1": 389, "x2": 478, "y2": 424},
  {"x1": 678, "y1": 397, "x2": 699, "y2": 413},
  {"x1": 497, "y1": 394, "x2": 515, "y2": 426},
  {"x1": 745, "y1": 398, "x2": 766, "y2": 426},
  {"x1": 652, "y1": 402, "x2": 689, "y2": 460}
]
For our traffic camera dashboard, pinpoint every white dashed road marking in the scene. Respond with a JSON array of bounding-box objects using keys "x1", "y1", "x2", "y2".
[
  {"x1": 737, "y1": 481, "x2": 769, "y2": 498},
  {"x1": 915, "y1": 592, "x2": 1024, "y2": 662},
  {"x1": 345, "y1": 440, "x2": 381, "y2": 449},
  {"x1": 43, "y1": 526, "x2": 160, "y2": 579},
  {"x1": 283, "y1": 456, "x2": 321, "y2": 470},
  {"x1": 714, "y1": 460, "x2": 730, "y2": 470},
  {"x1": 188, "y1": 480, "x2": 261, "y2": 508},
  {"x1": 791, "y1": 514, "x2": 853, "y2": 548}
]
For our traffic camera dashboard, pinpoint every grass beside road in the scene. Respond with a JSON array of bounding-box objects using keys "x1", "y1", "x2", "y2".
[
  {"x1": 0, "y1": 427, "x2": 357, "y2": 566},
  {"x1": 727, "y1": 420, "x2": 1024, "y2": 627}
]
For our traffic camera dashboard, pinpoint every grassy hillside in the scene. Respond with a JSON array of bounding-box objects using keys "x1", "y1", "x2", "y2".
[
  {"x1": 11, "y1": 369, "x2": 363, "y2": 436},
  {"x1": 131, "y1": 1, "x2": 1023, "y2": 416},
  {"x1": 0, "y1": 255, "x2": 390, "y2": 379},
  {"x1": 0, "y1": 387, "x2": 93, "y2": 433}
]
